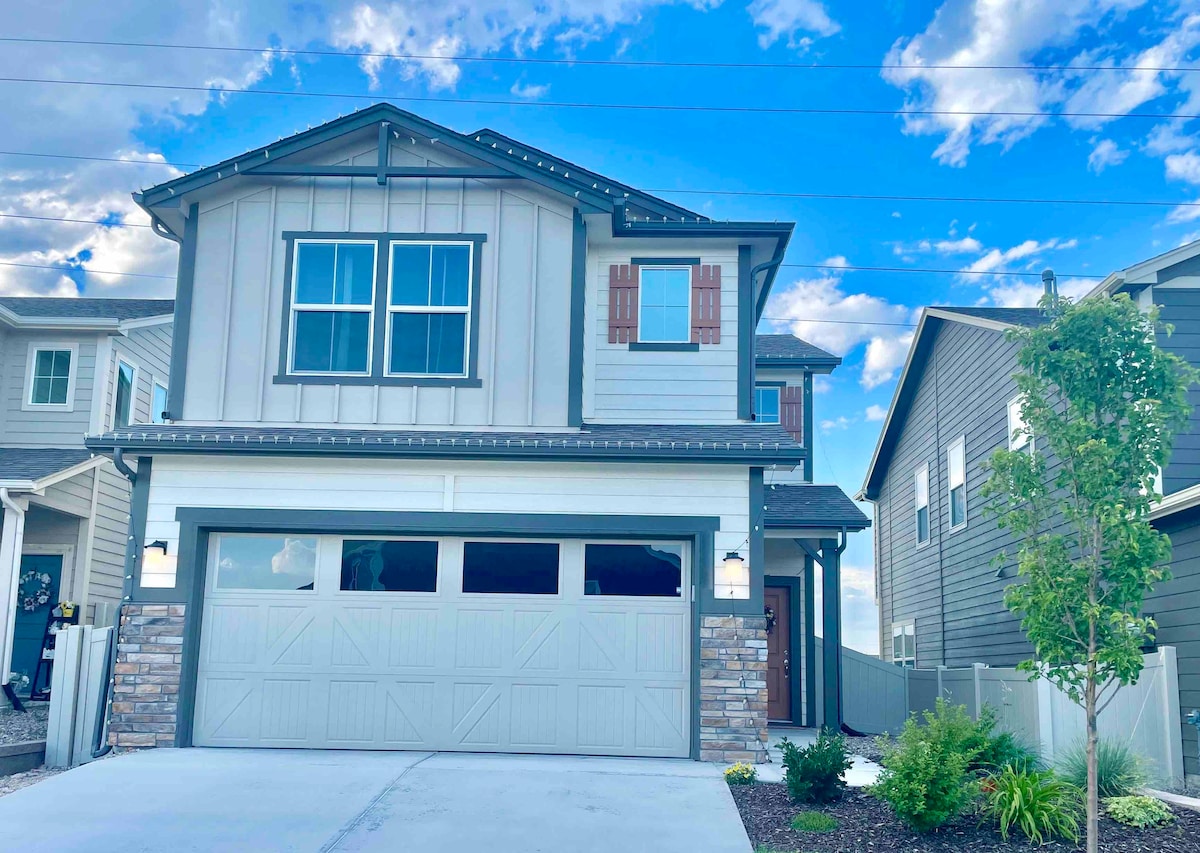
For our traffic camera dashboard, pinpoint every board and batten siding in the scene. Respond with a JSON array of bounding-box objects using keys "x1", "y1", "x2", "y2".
[
  {"x1": 141, "y1": 456, "x2": 749, "y2": 587},
  {"x1": 0, "y1": 329, "x2": 98, "y2": 447},
  {"x1": 181, "y1": 138, "x2": 573, "y2": 428},
  {"x1": 877, "y1": 320, "x2": 1033, "y2": 668},
  {"x1": 1153, "y1": 286, "x2": 1200, "y2": 494},
  {"x1": 584, "y1": 247, "x2": 741, "y2": 423}
]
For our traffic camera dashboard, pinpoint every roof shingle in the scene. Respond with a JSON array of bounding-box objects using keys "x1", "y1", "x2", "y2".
[
  {"x1": 764, "y1": 484, "x2": 870, "y2": 530},
  {"x1": 756, "y1": 334, "x2": 841, "y2": 366},
  {"x1": 0, "y1": 297, "x2": 174, "y2": 322},
  {"x1": 0, "y1": 448, "x2": 97, "y2": 483}
]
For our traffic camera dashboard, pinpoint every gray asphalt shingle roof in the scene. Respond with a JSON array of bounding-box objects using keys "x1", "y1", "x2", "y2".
[
  {"x1": 755, "y1": 335, "x2": 841, "y2": 366},
  {"x1": 87, "y1": 423, "x2": 806, "y2": 465},
  {"x1": 934, "y1": 306, "x2": 1048, "y2": 328},
  {"x1": 0, "y1": 297, "x2": 174, "y2": 322},
  {"x1": 764, "y1": 484, "x2": 870, "y2": 530},
  {"x1": 0, "y1": 448, "x2": 96, "y2": 483}
]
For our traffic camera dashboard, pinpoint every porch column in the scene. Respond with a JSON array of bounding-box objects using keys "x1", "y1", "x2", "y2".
[
  {"x1": 802, "y1": 552, "x2": 817, "y2": 728},
  {"x1": 818, "y1": 538, "x2": 843, "y2": 732},
  {"x1": 0, "y1": 492, "x2": 29, "y2": 685}
]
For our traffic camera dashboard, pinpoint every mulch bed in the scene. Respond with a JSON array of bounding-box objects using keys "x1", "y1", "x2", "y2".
[{"x1": 731, "y1": 783, "x2": 1200, "y2": 853}]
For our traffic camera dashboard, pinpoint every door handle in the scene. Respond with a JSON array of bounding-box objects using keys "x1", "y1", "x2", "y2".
[{"x1": 783, "y1": 651, "x2": 790, "y2": 677}]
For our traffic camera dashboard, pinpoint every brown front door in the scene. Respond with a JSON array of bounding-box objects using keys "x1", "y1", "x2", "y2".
[{"x1": 765, "y1": 586, "x2": 792, "y2": 722}]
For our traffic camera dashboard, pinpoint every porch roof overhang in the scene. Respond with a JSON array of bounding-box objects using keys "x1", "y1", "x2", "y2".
[
  {"x1": 0, "y1": 449, "x2": 106, "y2": 492},
  {"x1": 1149, "y1": 482, "x2": 1200, "y2": 522},
  {"x1": 85, "y1": 423, "x2": 807, "y2": 467},
  {"x1": 763, "y1": 484, "x2": 869, "y2": 533}
]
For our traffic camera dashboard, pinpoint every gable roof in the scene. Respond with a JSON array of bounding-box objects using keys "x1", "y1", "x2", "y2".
[
  {"x1": 755, "y1": 334, "x2": 841, "y2": 369},
  {"x1": 860, "y1": 305, "x2": 1046, "y2": 500},
  {"x1": 0, "y1": 448, "x2": 105, "y2": 489},
  {"x1": 1091, "y1": 237, "x2": 1200, "y2": 297},
  {"x1": 0, "y1": 297, "x2": 174, "y2": 331}
]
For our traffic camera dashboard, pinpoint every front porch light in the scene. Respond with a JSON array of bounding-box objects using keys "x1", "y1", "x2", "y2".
[
  {"x1": 716, "y1": 551, "x2": 749, "y2": 600},
  {"x1": 141, "y1": 540, "x2": 177, "y2": 588}
]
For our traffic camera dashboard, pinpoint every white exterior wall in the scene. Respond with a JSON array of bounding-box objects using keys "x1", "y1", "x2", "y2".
[
  {"x1": 181, "y1": 139, "x2": 574, "y2": 429},
  {"x1": 142, "y1": 456, "x2": 749, "y2": 586},
  {"x1": 585, "y1": 245, "x2": 741, "y2": 424}
]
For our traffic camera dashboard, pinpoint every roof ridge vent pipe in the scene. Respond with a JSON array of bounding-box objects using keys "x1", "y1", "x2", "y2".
[
  {"x1": 0, "y1": 488, "x2": 28, "y2": 711},
  {"x1": 1042, "y1": 268, "x2": 1059, "y2": 313}
]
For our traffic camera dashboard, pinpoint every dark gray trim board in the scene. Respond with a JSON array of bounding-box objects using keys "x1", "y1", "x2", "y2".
[
  {"x1": 165, "y1": 203, "x2": 198, "y2": 420},
  {"x1": 628, "y1": 342, "x2": 700, "y2": 352},
  {"x1": 765, "y1": 575, "x2": 803, "y2": 726},
  {"x1": 123, "y1": 457, "x2": 156, "y2": 598},
  {"x1": 630, "y1": 257, "x2": 701, "y2": 266},
  {"x1": 567, "y1": 210, "x2": 586, "y2": 427},
  {"x1": 738, "y1": 245, "x2": 754, "y2": 420},
  {"x1": 275, "y1": 231, "x2": 485, "y2": 387},
  {"x1": 803, "y1": 373, "x2": 814, "y2": 481}
]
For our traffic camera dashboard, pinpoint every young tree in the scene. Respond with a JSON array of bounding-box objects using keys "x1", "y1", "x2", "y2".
[{"x1": 982, "y1": 294, "x2": 1196, "y2": 853}]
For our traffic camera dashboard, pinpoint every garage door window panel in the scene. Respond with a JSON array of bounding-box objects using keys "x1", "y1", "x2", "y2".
[
  {"x1": 210, "y1": 533, "x2": 318, "y2": 591},
  {"x1": 584, "y1": 543, "x2": 684, "y2": 597},
  {"x1": 461, "y1": 541, "x2": 560, "y2": 594},
  {"x1": 340, "y1": 539, "x2": 438, "y2": 592}
]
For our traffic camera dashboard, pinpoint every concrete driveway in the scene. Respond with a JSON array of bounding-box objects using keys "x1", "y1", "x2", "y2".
[{"x1": 0, "y1": 749, "x2": 752, "y2": 852}]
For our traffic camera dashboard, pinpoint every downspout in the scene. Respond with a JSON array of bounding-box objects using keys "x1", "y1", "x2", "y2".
[
  {"x1": 91, "y1": 449, "x2": 136, "y2": 758},
  {"x1": 0, "y1": 488, "x2": 27, "y2": 712}
]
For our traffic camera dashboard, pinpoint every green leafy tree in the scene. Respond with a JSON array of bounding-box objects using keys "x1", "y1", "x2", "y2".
[{"x1": 982, "y1": 293, "x2": 1196, "y2": 853}]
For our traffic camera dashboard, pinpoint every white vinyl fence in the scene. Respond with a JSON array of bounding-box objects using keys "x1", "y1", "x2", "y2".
[{"x1": 45, "y1": 625, "x2": 112, "y2": 768}]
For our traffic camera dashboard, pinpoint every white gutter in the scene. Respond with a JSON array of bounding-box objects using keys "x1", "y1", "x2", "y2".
[
  {"x1": 0, "y1": 488, "x2": 27, "y2": 685},
  {"x1": 1148, "y1": 482, "x2": 1200, "y2": 522}
]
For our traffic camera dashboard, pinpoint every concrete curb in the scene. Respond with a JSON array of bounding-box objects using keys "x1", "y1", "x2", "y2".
[
  {"x1": 1145, "y1": 788, "x2": 1200, "y2": 813},
  {"x1": 0, "y1": 741, "x2": 46, "y2": 777}
]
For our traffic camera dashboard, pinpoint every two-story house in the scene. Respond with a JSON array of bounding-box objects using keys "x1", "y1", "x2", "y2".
[
  {"x1": 0, "y1": 297, "x2": 172, "y2": 704},
  {"x1": 85, "y1": 104, "x2": 866, "y2": 762},
  {"x1": 860, "y1": 242, "x2": 1200, "y2": 784}
]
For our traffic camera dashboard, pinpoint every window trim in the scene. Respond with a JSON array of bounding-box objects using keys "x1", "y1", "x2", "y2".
[
  {"x1": 384, "y1": 239, "x2": 475, "y2": 379},
  {"x1": 112, "y1": 355, "x2": 140, "y2": 429},
  {"x1": 754, "y1": 383, "x2": 783, "y2": 424},
  {"x1": 1007, "y1": 395, "x2": 1032, "y2": 452},
  {"x1": 636, "y1": 264, "x2": 693, "y2": 345},
  {"x1": 947, "y1": 436, "x2": 967, "y2": 531},
  {"x1": 274, "y1": 231, "x2": 486, "y2": 387},
  {"x1": 914, "y1": 463, "x2": 930, "y2": 548},
  {"x1": 152, "y1": 378, "x2": 169, "y2": 424},
  {"x1": 891, "y1": 619, "x2": 916, "y2": 667},
  {"x1": 22, "y1": 341, "x2": 79, "y2": 412}
]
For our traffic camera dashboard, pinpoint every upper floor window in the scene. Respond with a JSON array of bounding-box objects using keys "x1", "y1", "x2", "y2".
[
  {"x1": 278, "y1": 231, "x2": 484, "y2": 387},
  {"x1": 947, "y1": 437, "x2": 966, "y2": 529},
  {"x1": 114, "y1": 358, "x2": 136, "y2": 428},
  {"x1": 754, "y1": 386, "x2": 781, "y2": 424},
  {"x1": 25, "y1": 344, "x2": 77, "y2": 411},
  {"x1": 152, "y1": 379, "x2": 168, "y2": 424},
  {"x1": 914, "y1": 464, "x2": 930, "y2": 546},
  {"x1": 1007, "y1": 395, "x2": 1032, "y2": 452},
  {"x1": 638, "y1": 267, "x2": 690, "y2": 343}
]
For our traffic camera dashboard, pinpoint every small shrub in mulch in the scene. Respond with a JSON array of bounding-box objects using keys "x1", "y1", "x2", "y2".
[{"x1": 730, "y1": 783, "x2": 1200, "y2": 853}]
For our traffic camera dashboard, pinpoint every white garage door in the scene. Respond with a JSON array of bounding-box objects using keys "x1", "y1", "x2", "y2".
[{"x1": 193, "y1": 533, "x2": 691, "y2": 757}]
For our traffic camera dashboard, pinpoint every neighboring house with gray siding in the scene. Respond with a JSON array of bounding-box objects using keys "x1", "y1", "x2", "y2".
[
  {"x1": 0, "y1": 297, "x2": 173, "y2": 700},
  {"x1": 861, "y1": 241, "x2": 1200, "y2": 782},
  {"x1": 84, "y1": 103, "x2": 868, "y2": 762}
]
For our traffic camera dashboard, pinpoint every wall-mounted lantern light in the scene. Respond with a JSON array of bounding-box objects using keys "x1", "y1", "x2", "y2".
[
  {"x1": 141, "y1": 540, "x2": 177, "y2": 588},
  {"x1": 715, "y1": 551, "x2": 750, "y2": 600}
]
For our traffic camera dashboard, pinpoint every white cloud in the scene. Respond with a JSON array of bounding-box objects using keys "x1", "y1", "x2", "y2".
[
  {"x1": 747, "y1": 0, "x2": 840, "y2": 49},
  {"x1": 879, "y1": 1, "x2": 1192, "y2": 166},
  {"x1": 865, "y1": 404, "x2": 888, "y2": 422},
  {"x1": 1166, "y1": 152, "x2": 1200, "y2": 184},
  {"x1": 891, "y1": 211, "x2": 902, "y2": 218},
  {"x1": 863, "y1": 332, "x2": 915, "y2": 390},
  {"x1": 820, "y1": 415, "x2": 853, "y2": 431},
  {"x1": 987, "y1": 276, "x2": 1096, "y2": 307},
  {"x1": 811, "y1": 561, "x2": 878, "y2": 653},
  {"x1": 961, "y1": 237, "x2": 1078, "y2": 276},
  {"x1": 1087, "y1": 138, "x2": 1129, "y2": 172},
  {"x1": 510, "y1": 80, "x2": 550, "y2": 99}
]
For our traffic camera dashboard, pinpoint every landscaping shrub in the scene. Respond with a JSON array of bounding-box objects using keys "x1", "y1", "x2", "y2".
[
  {"x1": 724, "y1": 762, "x2": 758, "y2": 785},
  {"x1": 983, "y1": 767, "x2": 1081, "y2": 844},
  {"x1": 976, "y1": 730, "x2": 1043, "y2": 774},
  {"x1": 1104, "y1": 795, "x2": 1174, "y2": 828},
  {"x1": 1058, "y1": 739, "x2": 1145, "y2": 798},
  {"x1": 776, "y1": 730, "x2": 852, "y2": 804},
  {"x1": 872, "y1": 705, "x2": 975, "y2": 832},
  {"x1": 790, "y1": 811, "x2": 838, "y2": 833}
]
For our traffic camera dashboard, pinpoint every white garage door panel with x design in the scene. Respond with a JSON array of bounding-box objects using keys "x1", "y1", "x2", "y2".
[{"x1": 193, "y1": 535, "x2": 691, "y2": 757}]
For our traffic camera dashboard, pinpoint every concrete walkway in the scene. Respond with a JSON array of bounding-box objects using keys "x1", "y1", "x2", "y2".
[
  {"x1": 757, "y1": 727, "x2": 883, "y2": 787},
  {"x1": 0, "y1": 748, "x2": 753, "y2": 852}
]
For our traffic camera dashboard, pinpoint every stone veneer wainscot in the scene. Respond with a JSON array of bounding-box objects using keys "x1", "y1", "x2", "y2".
[
  {"x1": 698, "y1": 615, "x2": 769, "y2": 763},
  {"x1": 109, "y1": 604, "x2": 186, "y2": 748}
]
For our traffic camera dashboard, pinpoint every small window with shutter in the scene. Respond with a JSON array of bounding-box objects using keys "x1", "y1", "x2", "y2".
[{"x1": 608, "y1": 259, "x2": 722, "y2": 347}]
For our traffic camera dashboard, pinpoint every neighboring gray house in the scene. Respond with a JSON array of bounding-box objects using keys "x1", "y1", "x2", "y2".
[
  {"x1": 860, "y1": 241, "x2": 1200, "y2": 781},
  {"x1": 0, "y1": 297, "x2": 173, "y2": 700},
  {"x1": 84, "y1": 103, "x2": 867, "y2": 762}
]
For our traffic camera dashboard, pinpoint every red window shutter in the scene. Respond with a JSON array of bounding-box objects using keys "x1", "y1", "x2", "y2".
[
  {"x1": 608, "y1": 264, "x2": 639, "y2": 344},
  {"x1": 691, "y1": 264, "x2": 721, "y2": 344},
  {"x1": 780, "y1": 386, "x2": 804, "y2": 442}
]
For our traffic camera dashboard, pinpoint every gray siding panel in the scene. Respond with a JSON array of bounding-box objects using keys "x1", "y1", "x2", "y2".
[
  {"x1": 88, "y1": 464, "x2": 132, "y2": 610},
  {"x1": 1155, "y1": 288, "x2": 1200, "y2": 493},
  {"x1": 0, "y1": 329, "x2": 99, "y2": 448}
]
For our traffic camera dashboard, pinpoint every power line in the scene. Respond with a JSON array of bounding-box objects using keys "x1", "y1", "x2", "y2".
[
  {"x1": 2, "y1": 35, "x2": 1196, "y2": 74},
  {"x1": 0, "y1": 260, "x2": 172, "y2": 279},
  {"x1": 1, "y1": 148, "x2": 1197, "y2": 211},
  {"x1": 781, "y1": 262, "x2": 1102, "y2": 279},
  {"x1": 2, "y1": 74, "x2": 1199, "y2": 121},
  {"x1": 761, "y1": 315, "x2": 918, "y2": 327},
  {"x1": 0, "y1": 212, "x2": 150, "y2": 228}
]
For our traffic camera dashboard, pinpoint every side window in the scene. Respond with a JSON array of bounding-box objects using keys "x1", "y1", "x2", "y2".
[
  {"x1": 947, "y1": 437, "x2": 967, "y2": 529},
  {"x1": 1007, "y1": 396, "x2": 1031, "y2": 451},
  {"x1": 755, "y1": 386, "x2": 781, "y2": 424},
  {"x1": 289, "y1": 240, "x2": 376, "y2": 375},
  {"x1": 891, "y1": 621, "x2": 915, "y2": 667},
  {"x1": 915, "y1": 464, "x2": 930, "y2": 546},
  {"x1": 152, "y1": 380, "x2": 168, "y2": 424},
  {"x1": 113, "y1": 358, "x2": 136, "y2": 428},
  {"x1": 25, "y1": 345, "x2": 76, "y2": 411},
  {"x1": 637, "y1": 267, "x2": 691, "y2": 343}
]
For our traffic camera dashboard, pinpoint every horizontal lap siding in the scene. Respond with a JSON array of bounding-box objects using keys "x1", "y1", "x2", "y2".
[
  {"x1": 0, "y1": 329, "x2": 97, "y2": 447},
  {"x1": 587, "y1": 247, "x2": 739, "y2": 423},
  {"x1": 143, "y1": 456, "x2": 749, "y2": 583},
  {"x1": 88, "y1": 464, "x2": 132, "y2": 612},
  {"x1": 112, "y1": 324, "x2": 173, "y2": 427},
  {"x1": 1154, "y1": 288, "x2": 1200, "y2": 493},
  {"x1": 186, "y1": 139, "x2": 573, "y2": 429}
]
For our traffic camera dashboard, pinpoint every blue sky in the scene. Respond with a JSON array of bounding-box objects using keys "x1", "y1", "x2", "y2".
[{"x1": 4, "y1": 0, "x2": 1200, "y2": 652}]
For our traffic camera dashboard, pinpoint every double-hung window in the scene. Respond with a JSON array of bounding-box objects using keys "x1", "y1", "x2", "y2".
[
  {"x1": 915, "y1": 464, "x2": 930, "y2": 546},
  {"x1": 387, "y1": 242, "x2": 472, "y2": 377},
  {"x1": 289, "y1": 240, "x2": 376, "y2": 375},
  {"x1": 638, "y1": 267, "x2": 691, "y2": 343},
  {"x1": 755, "y1": 386, "x2": 781, "y2": 424},
  {"x1": 1007, "y1": 395, "x2": 1032, "y2": 452},
  {"x1": 26, "y1": 344, "x2": 76, "y2": 410},
  {"x1": 114, "y1": 358, "x2": 136, "y2": 428},
  {"x1": 892, "y1": 621, "x2": 915, "y2": 667},
  {"x1": 947, "y1": 437, "x2": 967, "y2": 529}
]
